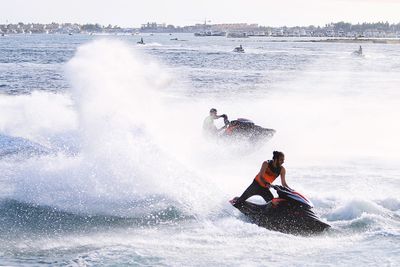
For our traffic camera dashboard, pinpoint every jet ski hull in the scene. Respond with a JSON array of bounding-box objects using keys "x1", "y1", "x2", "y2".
[
  {"x1": 223, "y1": 119, "x2": 275, "y2": 143},
  {"x1": 231, "y1": 197, "x2": 330, "y2": 235}
]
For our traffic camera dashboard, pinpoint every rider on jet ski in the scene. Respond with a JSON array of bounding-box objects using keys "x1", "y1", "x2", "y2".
[
  {"x1": 202, "y1": 108, "x2": 229, "y2": 137},
  {"x1": 234, "y1": 151, "x2": 290, "y2": 206}
]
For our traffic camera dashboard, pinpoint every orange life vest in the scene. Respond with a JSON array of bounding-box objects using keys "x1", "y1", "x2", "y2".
[{"x1": 255, "y1": 160, "x2": 281, "y2": 188}]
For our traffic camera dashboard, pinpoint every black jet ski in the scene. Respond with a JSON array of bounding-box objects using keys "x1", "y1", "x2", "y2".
[
  {"x1": 221, "y1": 117, "x2": 275, "y2": 143},
  {"x1": 230, "y1": 185, "x2": 330, "y2": 235},
  {"x1": 352, "y1": 46, "x2": 363, "y2": 57},
  {"x1": 352, "y1": 50, "x2": 363, "y2": 57},
  {"x1": 233, "y1": 45, "x2": 245, "y2": 53}
]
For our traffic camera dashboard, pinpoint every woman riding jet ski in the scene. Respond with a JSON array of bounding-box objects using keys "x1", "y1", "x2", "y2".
[
  {"x1": 230, "y1": 185, "x2": 330, "y2": 234},
  {"x1": 230, "y1": 151, "x2": 330, "y2": 235},
  {"x1": 230, "y1": 185, "x2": 330, "y2": 235}
]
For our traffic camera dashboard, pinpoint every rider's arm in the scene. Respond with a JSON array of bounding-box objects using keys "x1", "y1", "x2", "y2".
[
  {"x1": 258, "y1": 161, "x2": 269, "y2": 187},
  {"x1": 216, "y1": 114, "x2": 227, "y2": 119},
  {"x1": 280, "y1": 167, "x2": 289, "y2": 188},
  {"x1": 216, "y1": 114, "x2": 229, "y2": 131}
]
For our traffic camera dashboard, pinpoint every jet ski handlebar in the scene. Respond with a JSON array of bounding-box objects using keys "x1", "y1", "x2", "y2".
[
  {"x1": 219, "y1": 114, "x2": 229, "y2": 126},
  {"x1": 267, "y1": 183, "x2": 313, "y2": 208},
  {"x1": 267, "y1": 183, "x2": 293, "y2": 192}
]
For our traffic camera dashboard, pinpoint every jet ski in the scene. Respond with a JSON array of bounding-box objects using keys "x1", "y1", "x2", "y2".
[
  {"x1": 233, "y1": 45, "x2": 245, "y2": 53},
  {"x1": 352, "y1": 46, "x2": 363, "y2": 57},
  {"x1": 221, "y1": 117, "x2": 275, "y2": 143},
  {"x1": 230, "y1": 185, "x2": 330, "y2": 235}
]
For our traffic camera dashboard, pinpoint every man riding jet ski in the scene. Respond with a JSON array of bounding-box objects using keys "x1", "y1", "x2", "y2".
[
  {"x1": 230, "y1": 185, "x2": 330, "y2": 235},
  {"x1": 233, "y1": 45, "x2": 245, "y2": 53},
  {"x1": 352, "y1": 45, "x2": 363, "y2": 57},
  {"x1": 202, "y1": 108, "x2": 229, "y2": 136},
  {"x1": 202, "y1": 108, "x2": 275, "y2": 142}
]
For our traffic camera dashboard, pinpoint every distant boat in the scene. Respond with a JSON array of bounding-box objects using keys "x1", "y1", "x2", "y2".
[
  {"x1": 170, "y1": 37, "x2": 178, "y2": 40},
  {"x1": 227, "y1": 32, "x2": 248, "y2": 38},
  {"x1": 211, "y1": 31, "x2": 226, "y2": 36},
  {"x1": 194, "y1": 31, "x2": 226, "y2": 37},
  {"x1": 137, "y1": 37, "x2": 145, "y2": 45},
  {"x1": 194, "y1": 32, "x2": 207, "y2": 37}
]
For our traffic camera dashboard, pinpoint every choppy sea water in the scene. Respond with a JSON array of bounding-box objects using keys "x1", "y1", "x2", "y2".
[{"x1": 0, "y1": 33, "x2": 399, "y2": 266}]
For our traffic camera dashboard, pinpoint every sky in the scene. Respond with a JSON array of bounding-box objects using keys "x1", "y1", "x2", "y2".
[{"x1": 1, "y1": 0, "x2": 399, "y2": 27}]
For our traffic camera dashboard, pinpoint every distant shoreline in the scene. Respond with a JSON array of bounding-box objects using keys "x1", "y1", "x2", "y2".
[
  {"x1": 303, "y1": 38, "x2": 400, "y2": 44},
  {"x1": 257, "y1": 38, "x2": 400, "y2": 44},
  {"x1": 231, "y1": 37, "x2": 400, "y2": 44}
]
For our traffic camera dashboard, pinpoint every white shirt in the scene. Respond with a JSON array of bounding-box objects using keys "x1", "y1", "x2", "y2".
[{"x1": 203, "y1": 116, "x2": 218, "y2": 135}]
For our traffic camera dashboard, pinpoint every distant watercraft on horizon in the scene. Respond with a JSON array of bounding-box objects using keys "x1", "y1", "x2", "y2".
[
  {"x1": 233, "y1": 45, "x2": 245, "y2": 53},
  {"x1": 194, "y1": 31, "x2": 226, "y2": 37},
  {"x1": 352, "y1": 45, "x2": 364, "y2": 57},
  {"x1": 227, "y1": 32, "x2": 248, "y2": 38}
]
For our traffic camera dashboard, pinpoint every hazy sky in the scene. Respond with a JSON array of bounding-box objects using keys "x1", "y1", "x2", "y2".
[{"x1": 1, "y1": 0, "x2": 399, "y2": 27}]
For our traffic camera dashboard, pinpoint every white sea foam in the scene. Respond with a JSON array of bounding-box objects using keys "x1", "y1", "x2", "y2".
[
  {"x1": 0, "y1": 92, "x2": 77, "y2": 146},
  {"x1": 3, "y1": 39, "x2": 225, "y2": 217}
]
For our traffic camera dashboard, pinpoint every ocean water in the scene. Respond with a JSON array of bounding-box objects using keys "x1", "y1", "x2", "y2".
[{"x1": 0, "y1": 33, "x2": 399, "y2": 266}]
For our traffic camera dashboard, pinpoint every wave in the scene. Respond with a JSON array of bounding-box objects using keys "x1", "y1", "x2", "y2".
[
  {"x1": 377, "y1": 198, "x2": 400, "y2": 212},
  {"x1": 0, "y1": 199, "x2": 191, "y2": 238},
  {"x1": 137, "y1": 42, "x2": 163, "y2": 47},
  {"x1": 323, "y1": 198, "x2": 400, "y2": 235},
  {"x1": 0, "y1": 134, "x2": 50, "y2": 159},
  {"x1": 0, "y1": 39, "x2": 226, "y2": 223},
  {"x1": 326, "y1": 199, "x2": 386, "y2": 221}
]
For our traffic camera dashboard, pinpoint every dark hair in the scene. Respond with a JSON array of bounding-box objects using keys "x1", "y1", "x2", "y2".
[
  {"x1": 210, "y1": 108, "x2": 217, "y2": 113},
  {"x1": 272, "y1": 151, "x2": 284, "y2": 160}
]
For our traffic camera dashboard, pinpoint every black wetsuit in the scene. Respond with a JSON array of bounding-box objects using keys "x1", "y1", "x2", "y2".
[{"x1": 235, "y1": 161, "x2": 281, "y2": 205}]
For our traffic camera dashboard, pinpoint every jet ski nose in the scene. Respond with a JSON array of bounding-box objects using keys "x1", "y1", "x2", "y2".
[{"x1": 229, "y1": 197, "x2": 239, "y2": 205}]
